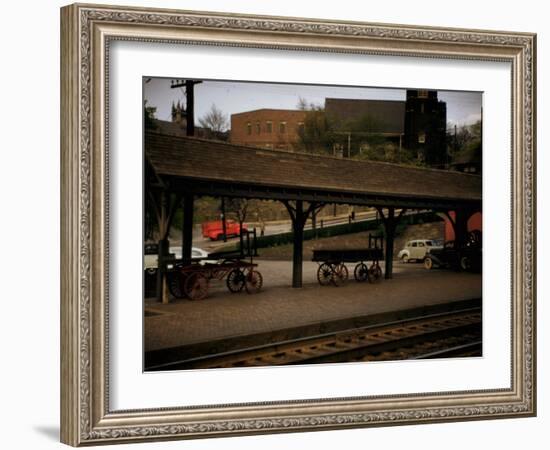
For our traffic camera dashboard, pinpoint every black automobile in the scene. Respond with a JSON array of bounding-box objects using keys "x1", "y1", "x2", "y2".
[{"x1": 423, "y1": 230, "x2": 482, "y2": 273}]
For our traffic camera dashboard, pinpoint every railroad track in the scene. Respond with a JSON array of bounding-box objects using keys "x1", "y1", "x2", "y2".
[{"x1": 149, "y1": 307, "x2": 482, "y2": 370}]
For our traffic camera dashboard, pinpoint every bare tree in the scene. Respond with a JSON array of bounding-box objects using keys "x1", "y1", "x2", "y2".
[
  {"x1": 198, "y1": 103, "x2": 229, "y2": 132},
  {"x1": 448, "y1": 120, "x2": 482, "y2": 156},
  {"x1": 226, "y1": 198, "x2": 249, "y2": 229}
]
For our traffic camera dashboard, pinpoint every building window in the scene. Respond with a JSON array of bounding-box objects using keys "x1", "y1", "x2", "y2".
[
  {"x1": 246, "y1": 122, "x2": 251, "y2": 135},
  {"x1": 418, "y1": 132, "x2": 426, "y2": 144},
  {"x1": 266, "y1": 121, "x2": 273, "y2": 133},
  {"x1": 279, "y1": 121, "x2": 287, "y2": 134},
  {"x1": 297, "y1": 122, "x2": 305, "y2": 134},
  {"x1": 256, "y1": 122, "x2": 261, "y2": 134}
]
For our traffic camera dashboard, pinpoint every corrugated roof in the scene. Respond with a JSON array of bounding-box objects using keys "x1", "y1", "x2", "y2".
[{"x1": 145, "y1": 132, "x2": 481, "y2": 204}]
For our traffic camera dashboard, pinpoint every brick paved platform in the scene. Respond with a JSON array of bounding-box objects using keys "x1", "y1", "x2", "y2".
[{"x1": 144, "y1": 260, "x2": 482, "y2": 353}]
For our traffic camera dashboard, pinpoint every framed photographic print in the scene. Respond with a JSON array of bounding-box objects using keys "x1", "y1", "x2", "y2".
[{"x1": 60, "y1": 3, "x2": 536, "y2": 446}]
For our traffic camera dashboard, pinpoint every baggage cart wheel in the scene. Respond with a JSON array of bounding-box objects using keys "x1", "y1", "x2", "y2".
[
  {"x1": 332, "y1": 263, "x2": 349, "y2": 287},
  {"x1": 367, "y1": 263, "x2": 382, "y2": 283},
  {"x1": 226, "y1": 268, "x2": 246, "y2": 293},
  {"x1": 168, "y1": 271, "x2": 187, "y2": 299},
  {"x1": 245, "y1": 270, "x2": 263, "y2": 294},
  {"x1": 184, "y1": 272, "x2": 209, "y2": 300},
  {"x1": 353, "y1": 263, "x2": 369, "y2": 282},
  {"x1": 317, "y1": 263, "x2": 333, "y2": 286}
]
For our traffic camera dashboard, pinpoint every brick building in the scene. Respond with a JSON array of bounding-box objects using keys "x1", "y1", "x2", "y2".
[
  {"x1": 230, "y1": 109, "x2": 307, "y2": 150},
  {"x1": 229, "y1": 91, "x2": 448, "y2": 165}
]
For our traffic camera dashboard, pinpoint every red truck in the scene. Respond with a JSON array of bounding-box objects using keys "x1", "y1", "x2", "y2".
[{"x1": 201, "y1": 220, "x2": 247, "y2": 241}]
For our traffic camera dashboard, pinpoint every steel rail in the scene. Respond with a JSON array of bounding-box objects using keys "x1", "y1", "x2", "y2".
[{"x1": 147, "y1": 307, "x2": 482, "y2": 371}]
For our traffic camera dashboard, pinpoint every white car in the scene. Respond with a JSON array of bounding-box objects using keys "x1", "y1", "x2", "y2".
[
  {"x1": 169, "y1": 247, "x2": 210, "y2": 261},
  {"x1": 397, "y1": 239, "x2": 443, "y2": 263},
  {"x1": 144, "y1": 245, "x2": 210, "y2": 271}
]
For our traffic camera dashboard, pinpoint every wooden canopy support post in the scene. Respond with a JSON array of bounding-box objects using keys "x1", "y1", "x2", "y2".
[
  {"x1": 146, "y1": 189, "x2": 182, "y2": 304},
  {"x1": 383, "y1": 207, "x2": 395, "y2": 280},
  {"x1": 154, "y1": 191, "x2": 168, "y2": 304},
  {"x1": 312, "y1": 208, "x2": 317, "y2": 239},
  {"x1": 454, "y1": 209, "x2": 471, "y2": 248},
  {"x1": 283, "y1": 201, "x2": 323, "y2": 288},
  {"x1": 182, "y1": 194, "x2": 194, "y2": 265},
  {"x1": 444, "y1": 209, "x2": 472, "y2": 248},
  {"x1": 283, "y1": 200, "x2": 305, "y2": 288},
  {"x1": 376, "y1": 207, "x2": 407, "y2": 279},
  {"x1": 293, "y1": 201, "x2": 305, "y2": 288},
  {"x1": 156, "y1": 238, "x2": 169, "y2": 304},
  {"x1": 443, "y1": 211, "x2": 458, "y2": 244},
  {"x1": 156, "y1": 192, "x2": 170, "y2": 304},
  {"x1": 221, "y1": 197, "x2": 227, "y2": 242}
]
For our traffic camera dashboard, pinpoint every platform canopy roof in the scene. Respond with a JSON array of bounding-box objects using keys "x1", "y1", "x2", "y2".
[{"x1": 145, "y1": 131, "x2": 481, "y2": 210}]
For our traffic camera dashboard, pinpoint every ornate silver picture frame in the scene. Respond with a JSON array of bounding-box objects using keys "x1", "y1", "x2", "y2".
[{"x1": 60, "y1": 3, "x2": 536, "y2": 446}]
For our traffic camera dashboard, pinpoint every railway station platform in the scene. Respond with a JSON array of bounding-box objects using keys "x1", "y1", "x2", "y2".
[{"x1": 144, "y1": 260, "x2": 482, "y2": 368}]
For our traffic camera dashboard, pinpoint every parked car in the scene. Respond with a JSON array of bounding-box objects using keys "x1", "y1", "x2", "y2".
[
  {"x1": 423, "y1": 231, "x2": 482, "y2": 272},
  {"x1": 168, "y1": 247, "x2": 210, "y2": 261},
  {"x1": 144, "y1": 245, "x2": 210, "y2": 272},
  {"x1": 397, "y1": 239, "x2": 443, "y2": 263},
  {"x1": 201, "y1": 220, "x2": 247, "y2": 241}
]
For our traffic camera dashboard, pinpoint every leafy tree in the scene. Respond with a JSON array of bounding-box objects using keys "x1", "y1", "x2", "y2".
[
  {"x1": 296, "y1": 98, "x2": 336, "y2": 154},
  {"x1": 355, "y1": 142, "x2": 422, "y2": 166},
  {"x1": 198, "y1": 103, "x2": 229, "y2": 132},
  {"x1": 334, "y1": 113, "x2": 386, "y2": 158}
]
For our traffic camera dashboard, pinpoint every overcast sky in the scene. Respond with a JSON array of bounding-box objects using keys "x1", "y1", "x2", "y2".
[{"x1": 144, "y1": 78, "x2": 482, "y2": 130}]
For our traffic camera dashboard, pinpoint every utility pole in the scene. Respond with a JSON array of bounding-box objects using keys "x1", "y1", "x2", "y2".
[
  {"x1": 171, "y1": 79, "x2": 202, "y2": 269},
  {"x1": 170, "y1": 79, "x2": 202, "y2": 136}
]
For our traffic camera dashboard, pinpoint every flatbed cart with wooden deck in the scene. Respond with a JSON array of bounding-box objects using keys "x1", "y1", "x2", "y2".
[
  {"x1": 167, "y1": 230, "x2": 263, "y2": 300},
  {"x1": 312, "y1": 235, "x2": 384, "y2": 286}
]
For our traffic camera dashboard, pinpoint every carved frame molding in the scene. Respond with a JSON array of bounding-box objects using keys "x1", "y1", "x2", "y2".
[{"x1": 61, "y1": 3, "x2": 536, "y2": 446}]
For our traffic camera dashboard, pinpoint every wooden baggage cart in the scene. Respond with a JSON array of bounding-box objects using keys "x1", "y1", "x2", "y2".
[
  {"x1": 312, "y1": 235, "x2": 384, "y2": 286},
  {"x1": 167, "y1": 230, "x2": 263, "y2": 300}
]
